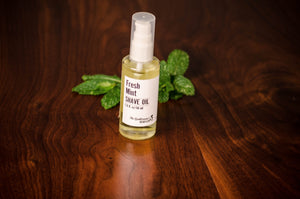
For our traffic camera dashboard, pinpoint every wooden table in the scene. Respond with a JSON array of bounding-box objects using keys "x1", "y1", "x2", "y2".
[{"x1": 1, "y1": 0, "x2": 299, "y2": 198}]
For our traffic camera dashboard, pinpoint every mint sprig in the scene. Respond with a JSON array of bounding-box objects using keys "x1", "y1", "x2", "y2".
[
  {"x1": 158, "y1": 49, "x2": 195, "y2": 103},
  {"x1": 72, "y1": 74, "x2": 121, "y2": 109},
  {"x1": 72, "y1": 49, "x2": 195, "y2": 109}
]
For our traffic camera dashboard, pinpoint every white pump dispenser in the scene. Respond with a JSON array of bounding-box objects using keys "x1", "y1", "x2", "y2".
[{"x1": 129, "y1": 12, "x2": 155, "y2": 62}]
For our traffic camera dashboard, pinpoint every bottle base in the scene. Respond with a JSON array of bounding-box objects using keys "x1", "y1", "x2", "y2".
[{"x1": 119, "y1": 123, "x2": 156, "y2": 140}]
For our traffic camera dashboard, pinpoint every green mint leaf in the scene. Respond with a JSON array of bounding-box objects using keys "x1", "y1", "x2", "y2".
[
  {"x1": 72, "y1": 79, "x2": 116, "y2": 95},
  {"x1": 173, "y1": 75, "x2": 195, "y2": 96},
  {"x1": 101, "y1": 86, "x2": 121, "y2": 109},
  {"x1": 170, "y1": 91, "x2": 184, "y2": 100},
  {"x1": 158, "y1": 60, "x2": 172, "y2": 104},
  {"x1": 160, "y1": 60, "x2": 168, "y2": 72},
  {"x1": 164, "y1": 81, "x2": 174, "y2": 92},
  {"x1": 158, "y1": 81, "x2": 174, "y2": 103},
  {"x1": 82, "y1": 74, "x2": 121, "y2": 83},
  {"x1": 159, "y1": 60, "x2": 171, "y2": 83},
  {"x1": 158, "y1": 90, "x2": 169, "y2": 103},
  {"x1": 167, "y1": 49, "x2": 189, "y2": 75},
  {"x1": 159, "y1": 77, "x2": 174, "y2": 91}
]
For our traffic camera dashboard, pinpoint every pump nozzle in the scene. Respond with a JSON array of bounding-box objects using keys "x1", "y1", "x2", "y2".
[{"x1": 129, "y1": 12, "x2": 156, "y2": 62}]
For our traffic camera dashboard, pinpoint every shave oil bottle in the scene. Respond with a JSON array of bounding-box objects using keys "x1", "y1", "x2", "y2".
[{"x1": 119, "y1": 12, "x2": 160, "y2": 140}]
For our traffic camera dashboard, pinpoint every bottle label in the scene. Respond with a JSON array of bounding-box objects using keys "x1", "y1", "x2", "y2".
[{"x1": 122, "y1": 75, "x2": 159, "y2": 127}]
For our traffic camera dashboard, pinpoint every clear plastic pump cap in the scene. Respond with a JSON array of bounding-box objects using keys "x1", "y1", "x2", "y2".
[{"x1": 129, "y1": 12, "x2": 156, "y2": 62}]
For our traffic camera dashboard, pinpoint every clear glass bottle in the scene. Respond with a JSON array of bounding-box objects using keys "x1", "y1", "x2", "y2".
[{"x1": 119, "y1": 12, "x2": 160, "y2": 140}]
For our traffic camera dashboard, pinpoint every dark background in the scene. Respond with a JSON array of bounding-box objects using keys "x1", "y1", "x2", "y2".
[{"x1": 0, "y1": 0, "x2": 299, "y2": 198}]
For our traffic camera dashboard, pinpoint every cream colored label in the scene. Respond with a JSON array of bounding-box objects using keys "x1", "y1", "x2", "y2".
[{"x1": 122, "y1": 75, "x2": 159, "y2": 127}]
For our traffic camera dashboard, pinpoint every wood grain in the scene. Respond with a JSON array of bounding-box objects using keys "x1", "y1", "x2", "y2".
[{"x1": 0, "y1": 0, "x2": 299, "y2": 198}]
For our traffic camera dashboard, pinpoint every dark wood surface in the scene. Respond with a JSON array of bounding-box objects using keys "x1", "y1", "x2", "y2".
[{"x1": 1, "y1": 0, "x2": 299, "y2": 198}]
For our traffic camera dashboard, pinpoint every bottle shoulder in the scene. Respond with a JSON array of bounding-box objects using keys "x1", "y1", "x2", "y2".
[
  {"x1": 122, "y1": 55, "x2": 159, "y2": 65},
  {"x1": 122, "y1": 55, "x2": 160, "y2": 74}
]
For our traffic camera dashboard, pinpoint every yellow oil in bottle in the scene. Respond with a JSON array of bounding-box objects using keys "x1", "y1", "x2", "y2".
[{"x1": 119, "y1": 55, "x2": 160, "y2": 140}]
